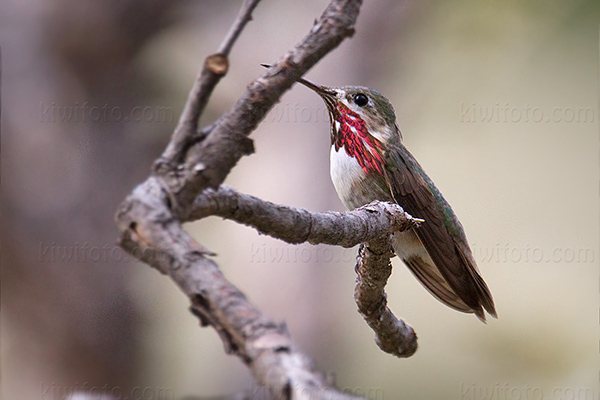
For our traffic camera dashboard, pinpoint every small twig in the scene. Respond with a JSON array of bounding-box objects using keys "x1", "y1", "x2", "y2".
[
  {"x1": 354, "y1": 238, "x2": 418, "y2": 358},
  {"x1": 188, "y1": 185, "x2": 421, "y2": 247},
  {"x1": 158, "y1": 55, "x2": 227, "y2": 167},
  {"x1": 157, "y1": 0, "x2": 262, "y2": 167},
  {"x1": 219, "y1": 0, "x2": 262, "y2": 55}
]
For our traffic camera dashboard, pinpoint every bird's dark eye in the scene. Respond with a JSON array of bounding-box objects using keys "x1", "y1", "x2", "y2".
[{"x1": 353, "y1": 93, "x2": 368, "y2": 107}]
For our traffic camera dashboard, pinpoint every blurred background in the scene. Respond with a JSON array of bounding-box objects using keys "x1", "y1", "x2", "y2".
[{"x1": 2, "y1": 0, "x2": 598, "y2": 399}]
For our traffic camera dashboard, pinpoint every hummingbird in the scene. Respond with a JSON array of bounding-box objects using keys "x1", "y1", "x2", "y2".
[{"x1": 297, "y1": 77, "x2": 497, "y2": 322}]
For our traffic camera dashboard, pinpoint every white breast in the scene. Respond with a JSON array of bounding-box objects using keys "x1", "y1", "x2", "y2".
[
  {"x1": 329, "y1": 146, "x2": 367, "y2": 209},
  {"x1": 330, "y1": 143, "x2": 428, "y2": 263}
]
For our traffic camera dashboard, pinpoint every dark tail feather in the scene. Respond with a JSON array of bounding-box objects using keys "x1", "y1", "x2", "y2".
[
  {"x1": 456, "y1": 247, "x2": 497, "y2": 320},
  {"x1": 404, "y1": 255, "x2": 496, "y2": 322},
  {"x1": 404, "y1": 256, "x2": 477, "y2": 315}
]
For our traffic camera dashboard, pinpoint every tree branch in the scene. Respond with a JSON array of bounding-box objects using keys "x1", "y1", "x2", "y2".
[
  {"x1": 115, "y1": 0, "x2": 418, "y2": 397},
  {"x1": 188, "y1": 186, "x2": 421, "y2": 357},
  {"x1": 187, "y1": 185, "x2": 421, "y2": 247},
  {"x1": 117, "y1": 180, "x2": 368, "y2": 399},
  {"x1": 218, "y1": 0, "x2": 262, "y2": 55},
  {"x1": 159, "y1": 0, "x2": 261, "y2": 165},
  {"x1": 355, "y1": 238, "x2": 418, "y2": 358}
]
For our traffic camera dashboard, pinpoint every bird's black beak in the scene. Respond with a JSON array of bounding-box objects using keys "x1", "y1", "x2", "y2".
[
  {"x1": 296, "y1": 77, "x2": 336, "y2": 100},
  {"x1": 297, "y1": 77, "x2": 337, "y2": 114}
]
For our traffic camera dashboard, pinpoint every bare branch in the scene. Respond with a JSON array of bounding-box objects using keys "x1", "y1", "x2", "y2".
[
  {"x1": 188, "y1": 185, "x2": 421, "y2": 247},
  {"x1": 189, "y1": 185, "x2": 421, "y2": 356},
  {"x1": 219, "y1": 0, "x2": 262, "y2": 55},
  {"x1": 355, "y1": 238, "x2": 418, "y2": 358},
  {"x1": 159, "y1": 0, "x2": 262, "y2": 165},
  {"x1": 116, "y1": 178, "x2": 365, "y2": 400}
]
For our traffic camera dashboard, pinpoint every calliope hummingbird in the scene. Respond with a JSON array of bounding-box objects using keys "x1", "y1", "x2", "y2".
[{"x1": 298, "y1": 77, "x2": 496, "y2": 322}]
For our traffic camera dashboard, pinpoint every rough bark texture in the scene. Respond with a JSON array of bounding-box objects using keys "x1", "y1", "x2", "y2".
[
  {"x1": 355, "y1": 239, "x2": 418, "y2": 357},
  {"x1": 115, "y1": 0, "x2": 419, "y2": 398},
  {"x1": 189, "y1": 186, "x2": 420, "y2": 247}
]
